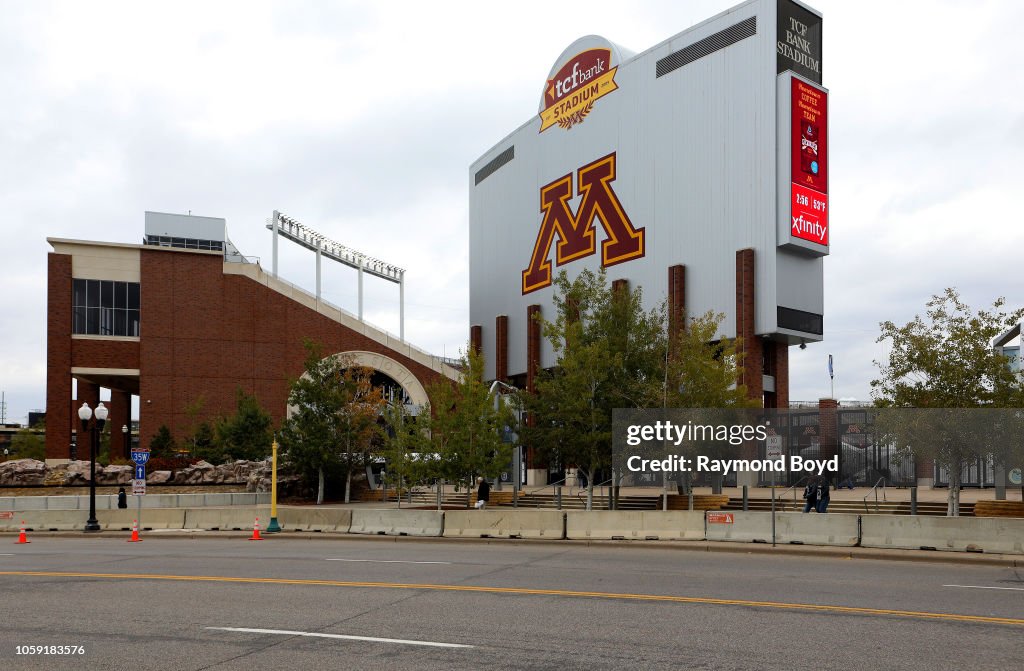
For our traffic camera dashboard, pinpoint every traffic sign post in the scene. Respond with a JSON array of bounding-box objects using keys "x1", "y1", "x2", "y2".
[{"x1": 130, "y1": 448, "x2": 149, "y2": 533}]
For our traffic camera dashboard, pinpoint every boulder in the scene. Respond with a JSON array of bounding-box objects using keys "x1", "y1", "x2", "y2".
[
  {"x1": 0, "y1": 458, "x2": 47, "y2": 486},
  {"x1": 43, "y1": 460, "x2": 94, "y2": 486},
  {"x1": 97, "y1": 464, "x2": 133, "y2": 485},
  {"x1": 148, "y1": 470, "x2": 172, "y2": 484}
]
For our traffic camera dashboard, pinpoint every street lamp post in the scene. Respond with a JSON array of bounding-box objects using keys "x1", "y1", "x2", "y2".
[
  {"x1": 78, "y1": 402, "x2": 108, "y2": 533},
  {"x1": 122, "y1": 424, "x2": 129, "y2": 461}
]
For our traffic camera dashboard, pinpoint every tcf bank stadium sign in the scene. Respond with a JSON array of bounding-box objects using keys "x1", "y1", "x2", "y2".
[{"x1": 539, "y1": 48, "x2": 619, "y2": 132}]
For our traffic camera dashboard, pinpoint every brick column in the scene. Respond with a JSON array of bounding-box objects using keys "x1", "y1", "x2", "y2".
[
  {"x1": 109, "y1": 389, "x2": 132, "y2": 461},
  {"x1": 818, "y1": 398, "x2": 838, "y2": 485},
  {"x1": 469, "y1": 325, "x2": 482, "y2": 356},
  {"x1": 495, "y1": 315, "x2": 508, "y2": 383},
  {"x1": 773, "y1": 342, "x2": 789, "y2": 409},
  {"x1": 668, "y1": 264, "x2": 686, "y2": 341},
  {"x1": 735, "y1": 249, "x2": 763, "y2": 405},
  {"x1": 46, "y1": 253, "x2": 73, "y2": 462},
  {"x1": 526, "y1": 304, "x2": 542, "y2": 481},
  {"x1": 611, "y1": 278, "x2": 629, "y2": 294}
]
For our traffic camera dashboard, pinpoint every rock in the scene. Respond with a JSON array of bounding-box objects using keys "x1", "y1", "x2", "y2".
[
  {"x1": 148, "y1": 470, "x2": 172, "y2": 484},
  {"x1": 0, "y1": 458, "x2": 47, "y2": 486},
  {"x1": 97, "y1": 464, "x2": 133, "y2": 486},
  {"x1": 43, "y1": 460, "x2": 94, "y2": 486}
]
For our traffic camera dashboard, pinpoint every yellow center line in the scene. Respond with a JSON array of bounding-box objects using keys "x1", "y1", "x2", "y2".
[{"x1": 1, "y1": 570, "x2": 1021, "y2": 627}]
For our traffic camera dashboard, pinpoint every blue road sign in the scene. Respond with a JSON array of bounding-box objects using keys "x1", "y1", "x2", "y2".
[
  {"x1": 131, "y1": 449, "x2": 150, "y2": 465},
  {"x1": 134, "y1": 464, "x2": 146, "y2": 480}
]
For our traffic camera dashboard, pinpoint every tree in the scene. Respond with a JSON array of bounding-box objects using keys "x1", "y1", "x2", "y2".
[
  {"x1": 9, "y1": 426, "x2": 46, "y2": 461},
  {"x1": 520, "y1": 269, "x2": 664, "y2": 510},
  {"x1": 149, "y1": 425, "x2": 176, "y2": 458},
  {"x1": 872, "y1": 288, "x2": 1024, "y2": 515},
  {"x1": 422, "y1": 348, "x2": 515, "y2": 504},
  {"x1": 280, "y1": 341, "x2": 386, "y2": 504},
  {"x1": 380, "y1": 400, "x2": 431, "y2": 507},
  {"x1": 215, "y1": 389, "x2": 274, "y2": 463}
]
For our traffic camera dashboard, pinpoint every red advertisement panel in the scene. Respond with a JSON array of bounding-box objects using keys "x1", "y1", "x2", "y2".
[
  {"x1": 791, "y1": 79, "x2": 827, "y2": 194},
  {"x1": 791, "y1": 182, "x2": 828, "y2": 246}
]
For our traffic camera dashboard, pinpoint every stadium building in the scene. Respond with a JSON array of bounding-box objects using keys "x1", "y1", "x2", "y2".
[{"x1": 469, "y1": 0, "x2": 826, "y2": 484}]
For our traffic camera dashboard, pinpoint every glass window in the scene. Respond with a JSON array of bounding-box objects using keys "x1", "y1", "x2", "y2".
[
  {"x1": 73, "y1": 279, "x2": 87, "y2": 307},
  {"x1": 127, "y1": 283, "x2": 140, "y2": 310},
  {"x1": 86, "y1": 307, "x2": 100, "y2": 335},
  {"x1": 114, "y1": 282, "x2": 127, "y2": 309},
  {"x1": 72, "y1": 279, "x2": 141, "y2": 337},
  {"x1": 86, "y1": 279, "x2": 100, "y2": 309},
  {"x1": 186, "y1": 239, "x2": 198, "y2": 249}
]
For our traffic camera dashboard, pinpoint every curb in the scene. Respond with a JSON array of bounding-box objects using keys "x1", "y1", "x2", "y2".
[{"x1": 4, "y1": 530, "x2": 1021, "y2": 567}]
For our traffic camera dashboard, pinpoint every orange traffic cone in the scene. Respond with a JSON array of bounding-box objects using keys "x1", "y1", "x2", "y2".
[
  {"x1": 128, "y1": 519, "x2": 142, "y2": 543},
  {"x1": 15, "y1": 520, "x2": 30, "y2": 544},
  {"x1": 249, "y1": 516, "x2": 263, "y2": 541}
]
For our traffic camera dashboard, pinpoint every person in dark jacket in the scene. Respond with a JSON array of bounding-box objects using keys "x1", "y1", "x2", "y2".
[
  {"x1": 802, "y1": 480, "x2": 817, "y2": 513},
  {"x1": 117, "y1": 487, "x2": 128, "y2": 509},
  {"x1": 475, "y1": 476, "x2": 491, "y2": 509},
  {"x1": 815, "y1": 477, "x2": 831, "y2": 513}
]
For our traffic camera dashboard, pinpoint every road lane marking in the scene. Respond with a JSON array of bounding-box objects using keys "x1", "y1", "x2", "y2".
[
  {"x1": 325, "y1": 558, "x2": 452, "y2": 565},
  {"x1": 3, "y1": 571, "x2": 1024, "y2": 627},
  {"x1": 206, "y1": 626, "x2": 472, "y2": 649},
  {"x1": 944, "y1": 584, "x2": 1024, "y2": 592},
  {"x1": 0, "y1": 554, "x2": 15, "y2": 556}
]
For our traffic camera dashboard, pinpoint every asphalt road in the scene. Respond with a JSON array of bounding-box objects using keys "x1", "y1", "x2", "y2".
[{"x1": 1, "y1": 535, "x2": 1022, "y2": 670}]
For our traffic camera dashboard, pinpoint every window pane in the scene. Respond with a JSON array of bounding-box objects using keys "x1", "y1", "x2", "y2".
[
  {"x1": 73, "y1": 306, "x2": 87, "y2": 333},
  {"x1": 99, "y1": 307, "x2": 114, "y2": 335},
  {"x1": 100, "y1": 280, "x2": 113, "y2": 309},
  {"x1": 127, "y1": 309, "x2": 140, "y2": 337},
  {"x1": 114, "y1": 282, "x2": 127, "y2": 309},
  {"x1": 114, "y1": 309, "x2": 127, "y2": 336},
  {"x1": 86, "y1": 280, "x2": 100, "y2": 308},
  {"x1": 212, "y1": 241, "x2": 223, "y2": 251},
  {"x1": 127, "y1": 283, "x2": 140, "y2": 310},
  {"x1": 172, "y1": 237, "x2": 185, "y2": 248},
  {"x1": 186, "y1": 239, "x2": 198, "y2": 249},
  {"x1": 73, "y1": 279, "x2": 87, "y2": 307},
  {"x1": 86, "y1": 307, "x2": 100, "y2": 335}
]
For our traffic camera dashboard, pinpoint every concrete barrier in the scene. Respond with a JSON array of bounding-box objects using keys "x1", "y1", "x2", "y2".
[
  {"x1": 0, "y1": 508, "x2": 187, "y2": 531},
  {"x1": 202, "y1": 493, "x2": 234, "y2": 507},
  {"x1": 861, "y1": 516, "x2": 1024, "y2": 554},
  {"x1": 349, "y1": 509, "x2": 444, "y2": 536},
  {"x1": 278, "y1": 507, "x2": 352, "y2": 532},
  {"x1": 704, "y1": 511, "x2": 772, "y2": 543},
  {"x1": 443, "y1": 510, "x2": 564, "y2": 539},
  {"x1": 772, "y1": 512, "x2": 860, "y2": 546},
  {"x1": 566, "y1": 511, "x2": 705, "y2": 540},
  {"x1": 183, "y1": 508, "x2": 267, "y2": 531}
]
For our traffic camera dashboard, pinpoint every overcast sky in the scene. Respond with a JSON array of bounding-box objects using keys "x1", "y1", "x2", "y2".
[{"x1": 1, "y1": 0, "x2": 1022, "y2": 425}]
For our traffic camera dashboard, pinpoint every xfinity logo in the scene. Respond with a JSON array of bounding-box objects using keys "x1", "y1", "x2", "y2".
[{"x1": 792, "y1": 214, "x2": 826, "y2": 242}]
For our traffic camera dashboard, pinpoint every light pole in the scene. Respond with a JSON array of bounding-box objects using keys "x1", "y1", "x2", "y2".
[
  {"x1": 122, "y1": 424, "x2": 129, "y2": 461},
  {"x1": 266, "y1": 438, "x2": 281, "y2": 533},
  {"x1": 78, "y1": 402, "x2": 108, "y2": 532}
]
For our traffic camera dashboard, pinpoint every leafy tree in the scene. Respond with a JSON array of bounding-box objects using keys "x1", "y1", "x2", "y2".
[
  {"x1": 380, "y1": 400, "x2": 431, "y2": 508},
  {"x1": 215, "y1": 389, "x2": 273, "y2": 462},
  {"x1": 9, "y1": 426, "x2": 46, "y2": 461},
  {"x1": 149, "y1": 425, "x2": 176, "y2": 459},
  {"x1": 872, "y1": 288, "x2": 1024, "y2": 515},
  {"x1": 422, "y1": 348, "x2": 515, "y2": 505},
  {"x1": 189, "y1": 421, "x2": 220, "y2": 464},
  {"x1": 336, "y1": 365, "x2": 386, "y2": 503},
  {"x1": 520, "y1": 269, "x2": 663, "y2": 510},
  {"x1": 280, "y1": 341, "x2": 386, "y2": 504}
]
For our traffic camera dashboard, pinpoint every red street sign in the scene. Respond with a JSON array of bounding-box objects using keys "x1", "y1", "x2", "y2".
[
  {"x1": 0, "y1": 511, "x2": 13, "y2": 520},
  {"x1": 707, "y1": 512, "x2": 734, "y2": 524}
]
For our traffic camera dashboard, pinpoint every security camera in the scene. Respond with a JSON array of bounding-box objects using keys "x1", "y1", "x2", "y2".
[{"x1": 799, "y1": 341, "x2": 807, "y2": 350}]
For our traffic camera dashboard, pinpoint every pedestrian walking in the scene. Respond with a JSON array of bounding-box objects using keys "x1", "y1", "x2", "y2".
[
  {"x1": 815, "y1": 477, "x2": 831, "y2": 513},
  {"x1": 474, "y1": 476, "x2": 490, "y2": 509},
  {"x1": 117, "y1": 486, "x2": 128, "y2": 509},
  {"x1": 802, "y1": 479, "x2": 817, "y2": 513}
]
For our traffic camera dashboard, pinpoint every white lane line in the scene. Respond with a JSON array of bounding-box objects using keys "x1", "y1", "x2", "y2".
[
  {"x1": 944, "y1": 584, "x2": 1024, "y2": 592},
  {"x1": 325, "y1": 558, "x2": 452, "y2": 565},
  {"x1": 205, "y1": 627, "x2": 473, "y2": 649},
  {"x1": 0, "y1": 553, "x2": 15, "y2": 556}
]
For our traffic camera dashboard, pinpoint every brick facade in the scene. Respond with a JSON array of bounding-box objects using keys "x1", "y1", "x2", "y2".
[{"x1": 47, "y1": 247, "x2": 448, "y2": 458}]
